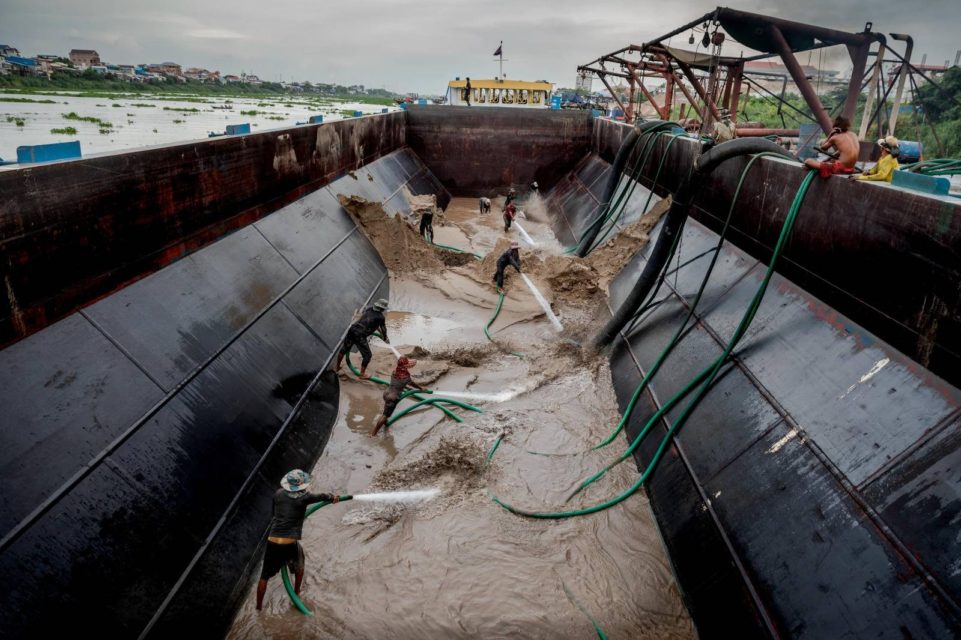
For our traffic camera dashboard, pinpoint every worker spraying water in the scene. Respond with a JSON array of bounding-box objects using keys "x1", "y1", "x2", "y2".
[
  {"x1": 514, "y1": 219, "x2": 537, "y2": 246},
  {"x1": 521, "y1": 274, "x2": 563, "y2": 331}
]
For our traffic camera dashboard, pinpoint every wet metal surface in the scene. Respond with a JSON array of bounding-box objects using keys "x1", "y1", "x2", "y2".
[{"x1": 0, "y1": 147, "x2": 445, "y2": 637}]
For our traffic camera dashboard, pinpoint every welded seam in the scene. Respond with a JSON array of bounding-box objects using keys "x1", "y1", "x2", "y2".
[
  {"x1": 662, "y1": 270, "x2": 961, "y2": 619},
  {"x1": 78, "y1": 309, "x2": 169, "y2": 393},
  {"x1": 0, "y1": 226, "x2": 360, "y2": 555},
  {"x1": 138, "y1": 270, "x2": 388, "y2": 638},
  {"x1": 613, "y1": 321, "x2": 782, "y2": 637},
  {"x1": 252, "y1": 224, "x2": 302, "y2": 276}
]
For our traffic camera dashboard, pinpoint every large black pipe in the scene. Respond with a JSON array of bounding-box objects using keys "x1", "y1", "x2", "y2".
[
  {"x1": 593, "y1": 137, "x2": 793, "y2": 348},
  {"x1": 574, "y1": 120, "x2": 669, "y2": 257}
]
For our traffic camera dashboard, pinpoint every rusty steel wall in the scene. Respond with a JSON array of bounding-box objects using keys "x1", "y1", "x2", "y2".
[
  {"x1": 0, "y1": 112, "x2": 406, "y2": 348},
  {"x1": 559, "y1": 118, "x2": 961, "y2": 637},
  {"x1": 405, "y1": 104, "x2": 592, "y2": 196}
]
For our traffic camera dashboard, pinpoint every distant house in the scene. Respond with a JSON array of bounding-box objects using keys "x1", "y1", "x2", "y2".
[
  {"x1": 159, "y1": 61, "x2": 182, "y2": 76},
  {"x1": 0, "y1": 44, "x2": 20, "y2": 57},
  {"x1": 4, "y1": 56, "x2": 39, "y2": 76},
  {"x1": 223, "y1": 74, "x2": 241, "y2": 83},
  {"x1": 184, "y1": 67, "x2": 219, "y2": 82},
  {"x1": 69, "y1": 49, "x2": 101, "y2": 68},
  {"x1": 243, "y1": 74, "x2": 262, "y2": 85}
]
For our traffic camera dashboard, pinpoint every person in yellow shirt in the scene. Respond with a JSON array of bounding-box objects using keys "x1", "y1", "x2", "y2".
[{"x1": 851, "y1": 136, "x2": 900, "y2": 182}]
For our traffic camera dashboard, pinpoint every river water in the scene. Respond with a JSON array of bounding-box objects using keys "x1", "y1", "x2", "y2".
[
  {"x1": 0, "y1": 92, "x2": 395, "y2": 161},
  {"x1": 226, "y1": 197, "x2": 694, "y2": 639}
]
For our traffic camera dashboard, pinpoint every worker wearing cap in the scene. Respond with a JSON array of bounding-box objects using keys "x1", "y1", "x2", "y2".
[
  {"x1": 504, "y1": 187, "x2": 517, "y2": 209},
  {"x1": 493, "y1": 241, "x2": 522, "y2": 291},
  {"x1": 371, "y1": 356, "x2": 428, "y2": 436},
  {"x1": 852, "y1": 136, "x2": 900, "y2": 183},
  {"x1": 335, "y1": 298, "x2": 389, "y2": 379},
  {"x1": 256, "y1": 469, "x2": 338, "y2": 611}
]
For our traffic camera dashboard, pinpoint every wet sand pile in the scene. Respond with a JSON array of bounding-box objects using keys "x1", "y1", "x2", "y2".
[
  {"x1": 414, "y1": 344, "x2": 498, "y2": 368},
  {"x1": 373, "y1": 435, "x2": 487, "y2": 493},
  {"x1": 584, "y1": 195, "x2": 671, "y2": 287},
  {"x1": 338, "y1": 194, "x2": 444, "y2": 272}
]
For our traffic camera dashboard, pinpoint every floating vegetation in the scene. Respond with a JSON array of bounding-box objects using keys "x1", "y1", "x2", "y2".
[
  {"x1": 152, "y1": 128, "x2": 158, "y2": 133},
  {"x1": 130, "y1": 103, "x2": 155, "y2": 107},
  {"x1": 162, "y1": 106, "x2": 200, "y2": 112},
  {"x1": 172, "y1": 119, "x2": 184, "y2": 124},
  {"x1": 5, "y1": 116, "x2": 26, "y2": 127},
  {"x1": 0, "y1": 97, "x2": 57, "y2": 103},
  {"x1": 98, "y1": 127, "x2": 111, "y2": 134},
  {"x1": 50, "y1": 126, "x2": 78, "y2": 134},
  {"x1": 267, "y1": 116, "x2": 285, "y2": 120},
  {"x1": 239, "y1": 109, "x2": 259, "y2": 115}
]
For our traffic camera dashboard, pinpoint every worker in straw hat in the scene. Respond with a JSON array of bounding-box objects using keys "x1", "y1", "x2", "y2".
[
  {"x1": 371, "y1": 356, "x2": 428, "y2": 436},
  {"x1": 335, "y1": 298, "x2": 389, "y2": 379},
  {"x1": 851, "y1": 136, "x2": 900, "y2": 182},
  {"x1": 256, "y1": 469, "x2": 338, "y2": 610},
  {"x1": 493, "y1": 240, "x2": 522, "y2": 292}
]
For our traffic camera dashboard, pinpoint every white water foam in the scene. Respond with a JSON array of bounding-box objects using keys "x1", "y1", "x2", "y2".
[
  {"x1": 521, "y1": 274, "x2": 563, "y2": 331},
  {"x1": 351, "y1": 488, "x2": 440, "y2": 503}
]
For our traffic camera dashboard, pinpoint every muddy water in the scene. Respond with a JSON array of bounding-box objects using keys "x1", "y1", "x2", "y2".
[{"x1": 227, "y1": 197, "x2": 694, "y2": 639}]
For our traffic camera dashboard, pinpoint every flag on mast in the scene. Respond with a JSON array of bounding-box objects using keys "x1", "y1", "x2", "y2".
[{"x1": 493, "y1": 42, "x2": 502, "y2": 57}]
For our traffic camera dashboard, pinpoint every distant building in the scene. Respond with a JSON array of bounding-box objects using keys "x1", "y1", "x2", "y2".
[
  {"x1": 0, "y1": 44, "x2": 20, "y2": 57},
  {"x1": 223, "y1": 74, "x2": 241, "y2": 83},
  {"x1": 3, "y1": 55, "x2": 40, "y2": 76},
  {"x1": 69, "y1": 49, "x2": 101, "y2": 68},
  {"x1": 575, "y1": 72, "x2": 592, "y2": 93},
  {"x1": 159, "y1": 61, "x2": 182, "y2": 76},
  {"x1": 244, "y1": 74, "x2": 262, "y2": 85}
]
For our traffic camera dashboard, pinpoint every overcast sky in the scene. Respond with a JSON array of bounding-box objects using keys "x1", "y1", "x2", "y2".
[{"x1": 2, "y1": 0, "x2": 958, "y2": 93}]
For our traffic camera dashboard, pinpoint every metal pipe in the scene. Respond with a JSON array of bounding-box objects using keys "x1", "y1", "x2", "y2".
[
  {"x1": 859, "y1": 42, "x2": 885, "y2": 139},
  {"x1": 843, "y1": 42, "x2": 872, "y2": 123},
  {"x1": 598, "y1": 74, "x2": 628, "y2": 117},
  {"x1": 768, "y1": 25, "x2": 833, "y2": 134},
  {"x1": 735, "y1": 127, "x2": 800, "y2": 136},
  {"x1": 716, "y1": 7, "x2": 874, "y2": 47},
  {"x1": 676, "y1": 58, "x2": 722, "y2": 121},
  {"x1": 887, "y1": 33, "x2": 914, "y2": 136}
]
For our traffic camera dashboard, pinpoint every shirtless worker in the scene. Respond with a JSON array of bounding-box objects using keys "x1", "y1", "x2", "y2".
[
  {"x1": 803, "y1": 116, "x2": 859, "y2": 178},
  {"x1": 493, "y1": 240, "x2": 522, "y2": 291},
  {"x1": 256, "y1": 469, "x2": 339, "y2": 611},
  {"x1": 370, "y1": 356, "x2": 428, "y2": 436},
  {"x1": 334, "y1": 298, "x2": 389, "y2": 379}
]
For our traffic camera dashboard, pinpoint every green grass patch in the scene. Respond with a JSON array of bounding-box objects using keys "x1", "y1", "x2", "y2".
[
  {"x1": 6, "y1": 116, "x2": 26, "y2": 127},
  {"x1": 0, "y1": 96, "x2": 57, "y2": 103},
  {"x1": 62, "y1": 111, "x2": 100, "y2": 123}
]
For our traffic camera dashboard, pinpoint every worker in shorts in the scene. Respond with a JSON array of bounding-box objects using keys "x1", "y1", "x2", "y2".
[
  {"x1": 256, "y1": 469, "x2": 338, "y2": 610},
  {"x1": 335, "y1": 298, "x2": 389, "y2": 379},
  {"x1": 803, "y1": 116, "x2": 859, "y2": 178},
  {"x1": 371, "y1": 356, "x2": 427, "y2": 436}
]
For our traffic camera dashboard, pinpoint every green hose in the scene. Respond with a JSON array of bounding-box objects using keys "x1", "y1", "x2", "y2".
[
  {"x1": 590, "y1": 151, "x2": 790, "y2": 452},
  {"x1": 424, "y1": 232, "x2": 483, "y2": 260},
  {"x1": 586, "y1": 131, "x2": 683, "y2": 254},
  {"x1": 489, "y1": 170, "x2": 816, "y2": 518},
  {"x1": 565, "y1": 122, "x2": 678, "y2": 254},
  {"x1": 899, "y1": 157, "x2": 961, "y2": 176},
  {"x1": 484, "y1": 290, "x2": 525, "y2": 358},
  {"x1": 344, "y1": 352, "x2": 481, "y2": 423},
  {"x1": 386, "y1": 396, "x2": 483, "y2": 426},
  {"x1": 280, "y1": 494, "x2": 353, "y2": 615}
]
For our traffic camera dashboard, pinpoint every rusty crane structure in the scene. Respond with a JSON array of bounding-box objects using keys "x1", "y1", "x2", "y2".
[{"x1": 578, "y1": 7, "x2": 886, "y2": 138}]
